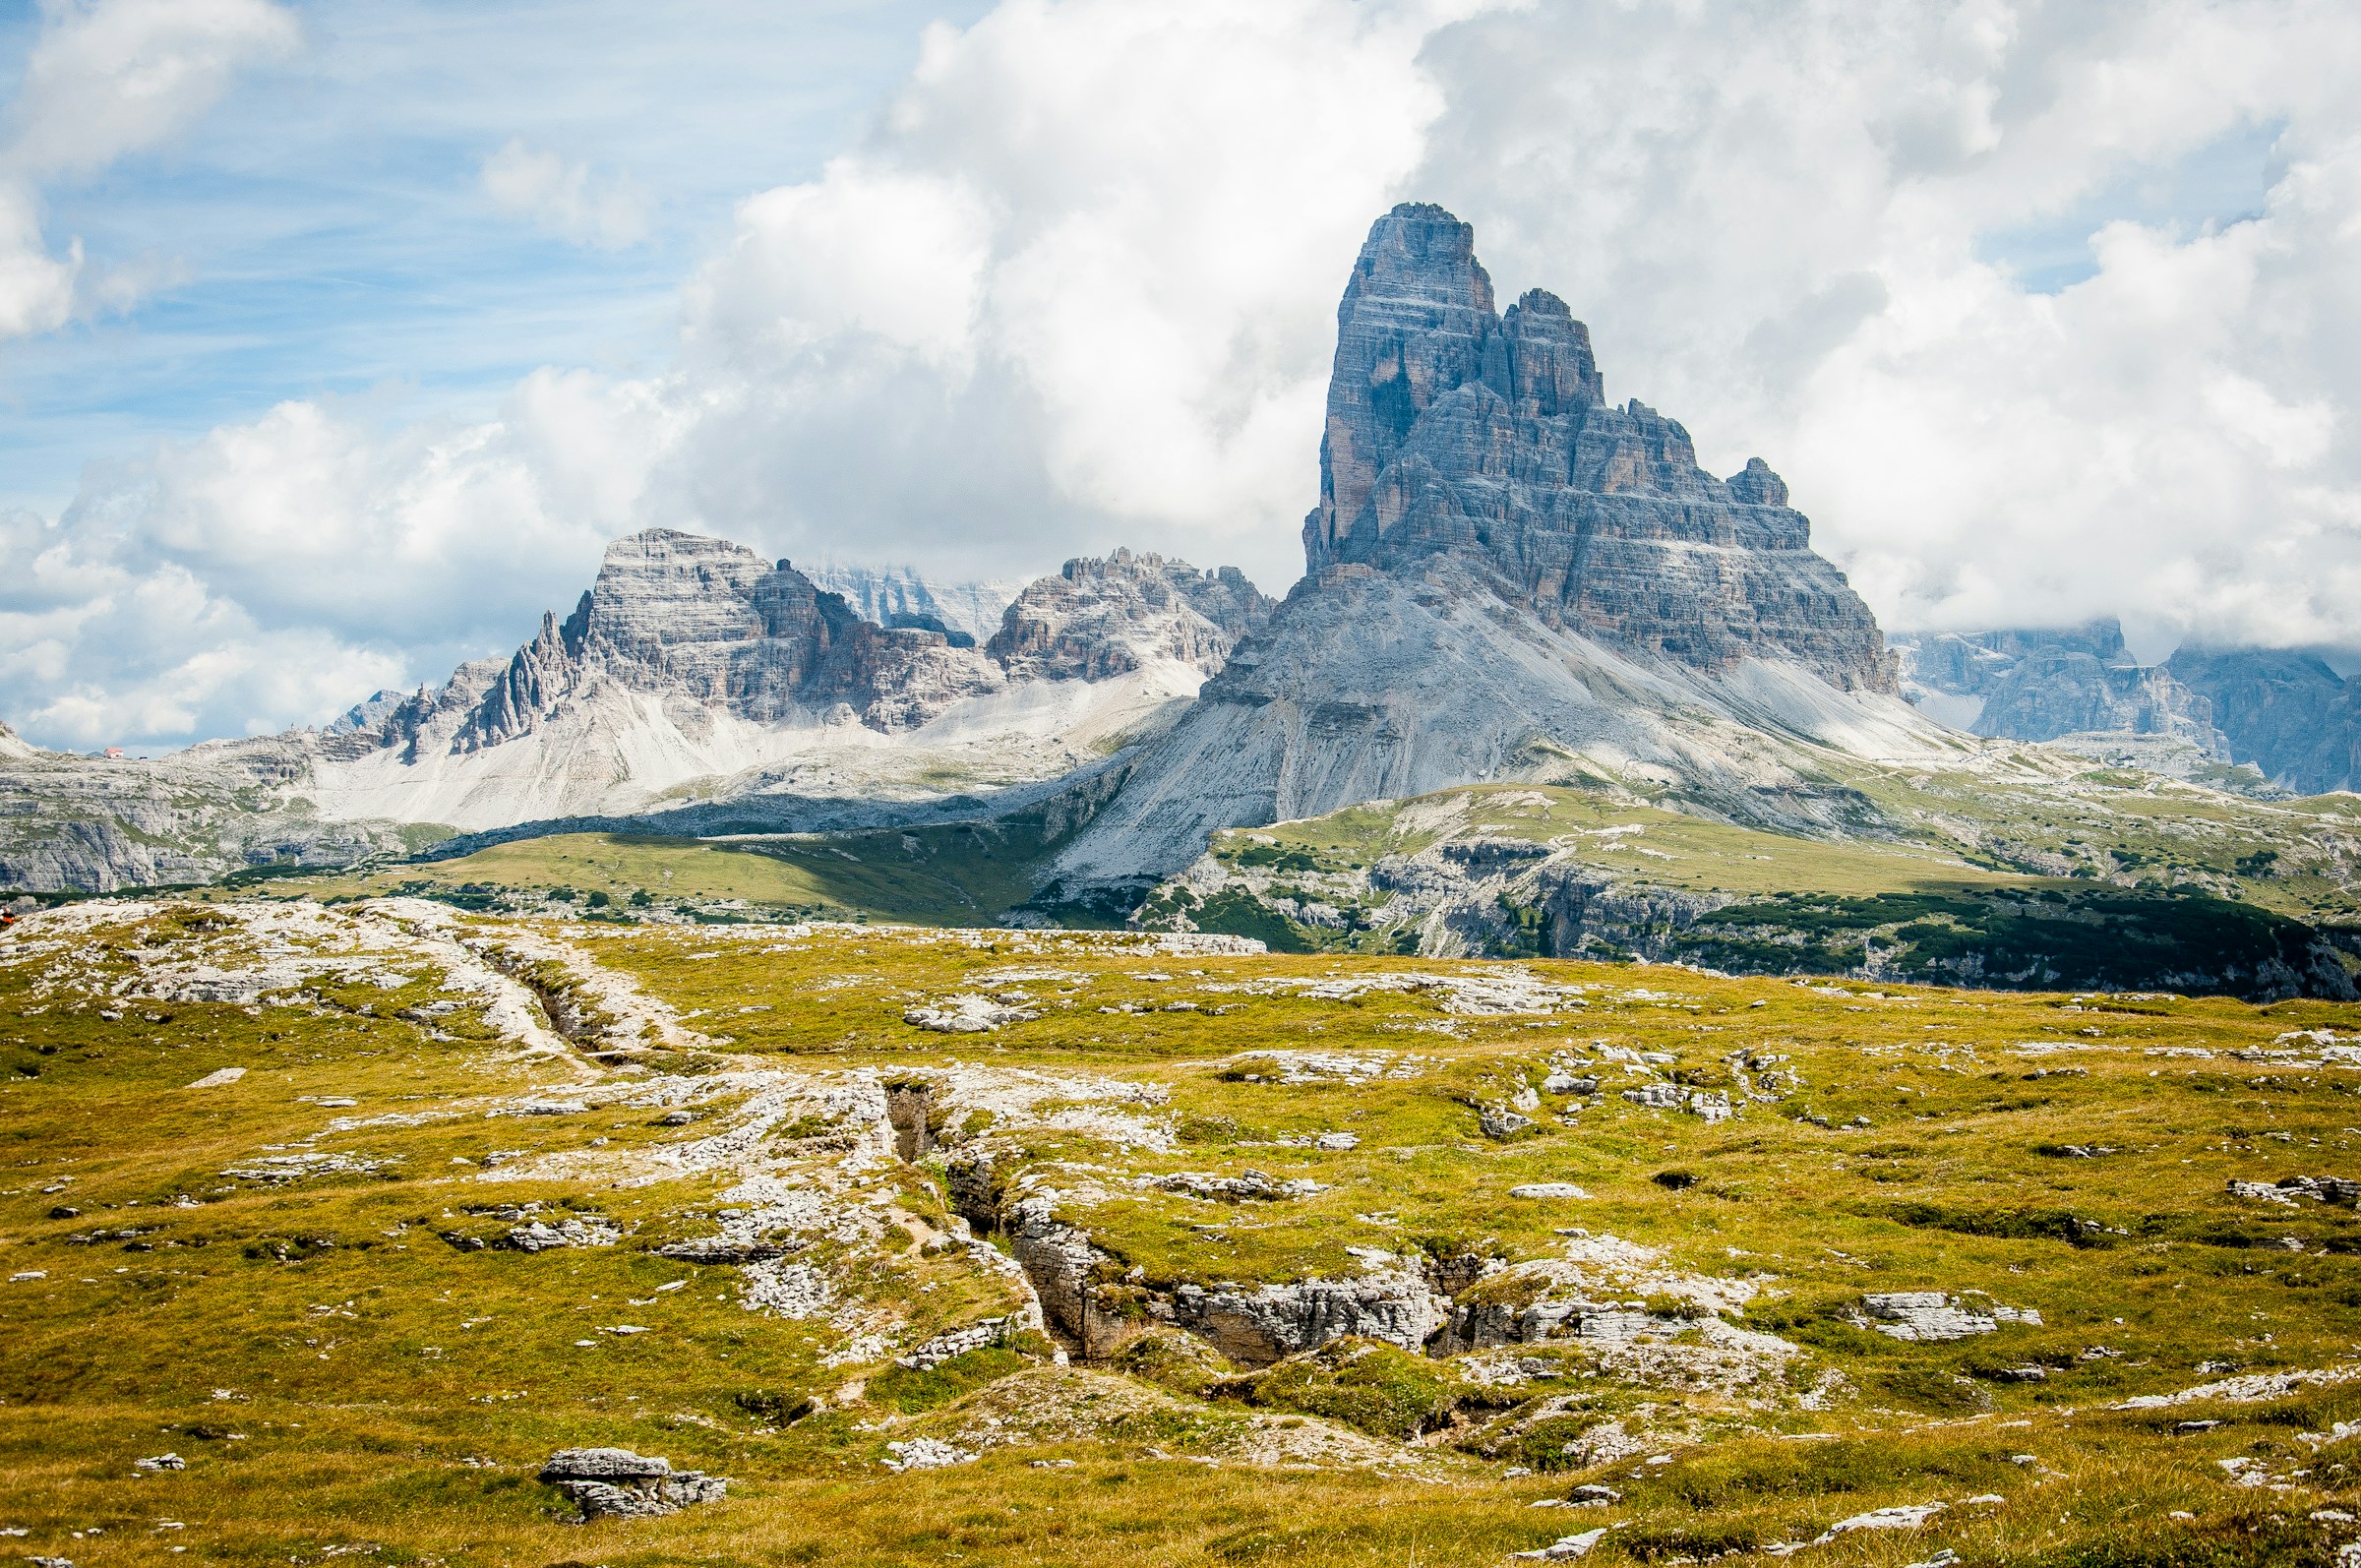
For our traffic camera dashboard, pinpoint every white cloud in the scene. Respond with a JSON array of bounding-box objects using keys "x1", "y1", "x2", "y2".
[
  {"x1": 6, "y1": 0, "x2": 300, "y2": 178},
  {"x1": 16, "y1": 0, "x2": 2361, "y2": 750},
  {"x1": 480, "y1": 137, "x2": 650, "y2": 249},
  {"x1": 0, "y1": 370, "x2": 679, "y2": 748},
  {"x1": 660, "y1": 0, "x2": 1491, "y2": 583},
  {"x1": 0, "y1": 182, "x2": 79, "y2": 336},
  {"x1": 1409, "y1": 0, "x2": 2361, "y2": 652},
  {"x1": 0, "y1": 0, "x2": 298, "y2": 343}
]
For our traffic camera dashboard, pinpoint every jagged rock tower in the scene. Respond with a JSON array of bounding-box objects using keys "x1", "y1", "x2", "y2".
[
  {"x1": 1047, "y1": 204, "x2": 1928, "y2": 894},
  {"x1": 1305, "y1": 203, "x2": 1893, "y2": 688}
]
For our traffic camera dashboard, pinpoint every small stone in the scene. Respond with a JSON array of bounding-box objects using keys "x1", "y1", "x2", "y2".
[
  {"x1": 1510, "y1": 1183, "x2": 1592, "y2": 1200},
  {"x1": 1511, "y1": 1528, "x2": 1606, "y2": 1560},
  {"x1": 659, "y1": 1109, "x2": 697, "y2": 1126},
  {"x1": 1480, "y1": 1105, "x2": 1536, "y2": 1139},
  {"x1": 1813, "y1": 1502, "x2": 1946, "y2": 1542},
  {"x1": 132, "y1": 1453, "x2": 185, "y2": 1473}
]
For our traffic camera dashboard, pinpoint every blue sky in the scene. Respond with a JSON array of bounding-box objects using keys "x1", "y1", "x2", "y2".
[{"x1": 0, "y1": 0, "x2": 988, "y2": 515}]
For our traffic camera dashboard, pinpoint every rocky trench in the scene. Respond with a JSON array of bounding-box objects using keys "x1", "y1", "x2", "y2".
[{"x1": 923, "y1": 1139, "x2": 1705, "y2": 1369}]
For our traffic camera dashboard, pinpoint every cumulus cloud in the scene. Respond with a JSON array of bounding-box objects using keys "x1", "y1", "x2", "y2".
[
  {"x1": 654, "y1": 0, "x2": 1484, "y2": 582},
  {"x1": 1411, "y1": 0, "x2": 2361, "y2": 650},
  {"x1": 0, "y1": 0, "x2": 297, "y2": 342},
  {"x1": 3, "y1": 370, "x2": 677, "y2": 749},
  {"x1": 15, "y1": 0, "x2": 2361, "y2": 750},
  {"x1": 5, "y1": 0, "x2": 300, "y2": 178},
  {"x1": 480, "y1": 138, "x2": 651, "y2": 249}
]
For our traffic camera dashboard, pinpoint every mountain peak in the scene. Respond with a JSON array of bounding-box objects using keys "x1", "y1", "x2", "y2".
[
  {"x1": 1345, "y1": 204, "x2": 1495, "y2": 316},
  {"x1": 1302, "y1": 207, "x2": 1892, "y2": 694}
]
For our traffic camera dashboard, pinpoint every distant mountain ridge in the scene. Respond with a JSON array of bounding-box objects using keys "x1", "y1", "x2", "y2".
[
  {"x1": 0, "y1": 537, "x2": 1272, "y2": 890},
  {"x1": 1896, "y1": 621, "x2": 2361, "y2": 794},
  {"x1": 803, "y1": 563, "x2": 1023, "y2": 645}
]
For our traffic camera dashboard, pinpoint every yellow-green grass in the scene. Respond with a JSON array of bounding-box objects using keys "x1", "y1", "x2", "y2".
[
  {"x1": 274, "y1": 817, "x2": 1069, "y2": 927},
  {"x1": 7, "y1": 903, "x2": 2361, "y2": 1564},
  {"x1": 1220, "y1": 784, "x2": 2032, "y2": 899}
]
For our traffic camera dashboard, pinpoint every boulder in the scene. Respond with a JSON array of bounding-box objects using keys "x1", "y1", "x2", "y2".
[{"x1": 539, "y1": 1447, "x2": 728, "y2": 1521}]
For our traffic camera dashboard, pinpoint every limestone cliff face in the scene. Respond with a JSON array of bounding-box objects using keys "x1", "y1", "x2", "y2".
[
  {"x1": 988, "y1": 550, "x2": 1272, "y2": 683},
  {"x1": 445, "y1": 530, "x2": 1003, "y2": 748},
  {"x1": 2166, "y1": 648, "x2": 2361, "y2": 796},
  {"x1": 291, "y1": 532, "x2": 1275, "y2": 836},
  {"x1": 1050, "y1": 205, "x2": 1932, "y2": 893},
  {"x1": 1304, "y1": 204, "x2": 1895, "y2": 692},
  {"x1": 1893, "y1": 620, "x2": 2361, "y2": 792}
]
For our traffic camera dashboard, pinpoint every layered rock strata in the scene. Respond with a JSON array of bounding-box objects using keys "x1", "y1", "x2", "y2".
[
  {"x1": 1305, "y1": 204, "x2": 1895, "y2": 691},
  {"x1": 1, "y1": 534, "x2": 1271, "y2": 887},
  {"x1": 1050, "y1": 203, "x2": 1944, "y2": 894}
]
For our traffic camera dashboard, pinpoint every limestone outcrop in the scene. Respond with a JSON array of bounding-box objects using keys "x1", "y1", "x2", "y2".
[
  {"x1": 1304, "y1": 204, "x2": 1895, "y2": 691},
  {"x1": 538, "y1": 1447, "x2": 729, "y2": 1520},
  {"x1": 1049, "y1": 203, "x2": 1944, "y2": 895},
  {"x1": 1, "y1": 537, "x2": 1268, "y2": 888}
]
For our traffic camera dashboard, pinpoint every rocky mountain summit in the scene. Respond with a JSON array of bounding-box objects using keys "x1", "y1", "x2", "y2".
[
  {"x1": 1898, "y1": 620, "x2": 2361, "y2": 794},
  {"x1": 0, "y1": 537, "x2": 1270, "y2": 891},
  {"x1": 803, "y1": 563, "x2": 1022, "y2": 644},
  {"x1": 1049, "y1": 204, "x2": 1935, "y2": 897},
  {"x1": 990, "y1": 551, "x2": 1270, "y2": 683},
  {"x1": 1305, "y1": 205, "x2": 1895, "y2": 691}
]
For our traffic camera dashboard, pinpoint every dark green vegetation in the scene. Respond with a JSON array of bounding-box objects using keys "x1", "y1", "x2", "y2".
[{"x1": 1144, "y1": 780, "x2": 2361, "y2": 999}]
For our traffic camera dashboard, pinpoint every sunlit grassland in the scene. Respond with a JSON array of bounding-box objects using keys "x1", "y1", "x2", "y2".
[{"x1": 6, "y1": 906, "x2": 2361, "y2": 1564}]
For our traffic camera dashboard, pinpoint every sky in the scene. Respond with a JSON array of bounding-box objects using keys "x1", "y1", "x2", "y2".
[{"x1": 3, "y1": 0, "x2": 2360, "y2": 752}]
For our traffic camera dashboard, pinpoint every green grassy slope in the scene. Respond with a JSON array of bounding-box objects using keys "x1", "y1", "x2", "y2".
[
  {"x1": 1141, "y1": 781, "x2": 2361, "y2": 996},
  {"x1": 7, "y1": 901, "x2": 2361, "y2": 1564}
]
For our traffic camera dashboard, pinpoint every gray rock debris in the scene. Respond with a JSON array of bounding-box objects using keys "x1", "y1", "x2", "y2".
[
  {"x1": 2230, "y1": 1175, "x2": 2361, "y2": 1205},
  {"x1": 904, "y1": 994, "x2": 1041, "y2": 1033},
  {"x1": 1481, "y1": 1104, "x2": 1537, "y2": 1139},
  {"x1": 440, "y1": 1203, "x2": 621, "y2": 1252},
  {"x1": 1860, "y1": 1292, "x2": 2041, "y2": 1342},
  {"x1": 882, "y1": 1437, "x2": 978, "y2": 1472},
  {"x1": 1513, "y1": 1527, "x2": 1607, "y2": 1560},
  {"x1": 893, "y1": 1314, "x2": 1030, "y2": 1371},
  {"x1": 539, "y1": 1447, "x2": 728, "y2": 1520},
  {"x1": 1134, "y1": 1169, "x2": 1329, "y2": 1202}
]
